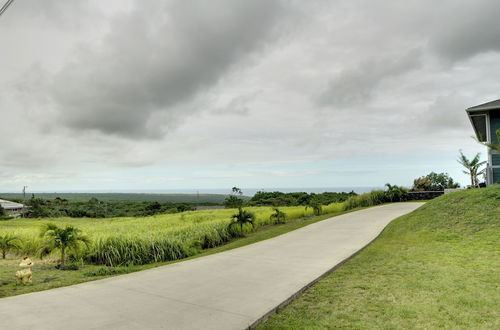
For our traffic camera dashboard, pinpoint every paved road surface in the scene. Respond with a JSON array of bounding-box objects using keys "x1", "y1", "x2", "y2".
[{"x1": 0, "y1": 203, "x2": 423, "y2": 330}]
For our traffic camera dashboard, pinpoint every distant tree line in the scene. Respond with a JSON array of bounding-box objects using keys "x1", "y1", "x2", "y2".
[
  {"x1": 236, "y1": 191, "x2": 357, "y2": 207},
  {"x1": 21, "y1": 196, "x2": 196, "y2": 218}
]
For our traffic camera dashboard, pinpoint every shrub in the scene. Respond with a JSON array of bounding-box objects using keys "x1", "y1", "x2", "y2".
[
  {"x1": 384, "y1": 184, "x2": 408, "y2": 202},
  {"x1": 270, "y1": 208, "x2": 287, "y2": 224}
]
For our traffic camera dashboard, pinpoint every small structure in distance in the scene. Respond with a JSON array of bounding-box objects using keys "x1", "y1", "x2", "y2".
[
  {"x1": 466, "y1": 99, "x2": 500, "y2": 185},
  {"x1": 0, "y1": 198, "x2": 24, "y2": 217}
]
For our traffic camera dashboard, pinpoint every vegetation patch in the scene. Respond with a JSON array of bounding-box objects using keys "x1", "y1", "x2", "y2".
[
  {"x1": 258, "y1": 186, "x2": 500, "y2": 329},
  {"x1": 0, "y1": 187, "x2": 408, "y2": 298},
  {"x1": 0, "y1": 205, "x2": 359, "y2": 298}
]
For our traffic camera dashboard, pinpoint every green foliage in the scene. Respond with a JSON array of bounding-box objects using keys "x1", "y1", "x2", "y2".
[
  {"x1": 384, "y1": 183, "x2": 408, "y2": 202},
  {"x1": 0, "y1": 234, "x2": 20, "y2": 259},
  {"x1": 478, "y1": 128, "x2": 500, "y2": 152},
  {"x1": 270, "y1": 208, "x2": 287, "y2": 224},
  {"x1": 249, "y1": 191, "x2": 356, "y2": 206},
  {"x1": 87, "y1": 237, "x2": 191, "y2": 266},
  {"x1": 0, "y1": 192, "x2": 228, "y2": 204},
  {"x1": 223, "y1": 187, "x2": 244, "y2": 208},
  {"x1": 39, "y1": 223, "x2": 91, "y2": 267},
  {"x1": 229, "y1": 208, "x2": 256, "y2": 235},
  {"x1": 305, "y1": 200, "x2": 323, "y2": 216},
  {"x1": 0, "y1": 205, "x2": 5, "y2": 216},
  {"x1": 342, "y1": 184, "x2": 408, "y2": 210},
  {"x1": 412, "y1": 172, "x2": 460, "y2": 191},
  {"x1": 223, "y1": 195, "x2": 244, "y2": 209},
  {"x1": 22, "y1": 197, "x2": 195, "y2": 218},
  {"x1": 457, "y1": 151, "x2": 486, "y2": 188}
]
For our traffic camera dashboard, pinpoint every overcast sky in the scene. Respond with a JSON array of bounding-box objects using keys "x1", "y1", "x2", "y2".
[{"x1": 1, "y1": 0, "x2": 499, "y2": 193}]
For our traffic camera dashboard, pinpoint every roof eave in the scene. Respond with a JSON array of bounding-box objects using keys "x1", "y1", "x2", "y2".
[{"x1": 466, "y1": 105, "x2": 500, "y2": 112}]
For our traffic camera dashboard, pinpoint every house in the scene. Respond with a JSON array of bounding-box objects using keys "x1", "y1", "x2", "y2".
[
  {"x1": 466, "y1": 99, "x2": 500, "y2": 185},
  {"x1": 0, "y1": 198, "x2": 24, "y2": 217}
]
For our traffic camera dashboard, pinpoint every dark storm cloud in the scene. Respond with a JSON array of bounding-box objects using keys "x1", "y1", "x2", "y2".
[
  {"x1": 316, "y1": 49, "x2": 421, "y2": 107},
  {"x1": 49, "y1": 0, "x2": 284, "y2": 138},
  {"x1": 430, "y1": 0, "x2": 500, "y2": 62}
]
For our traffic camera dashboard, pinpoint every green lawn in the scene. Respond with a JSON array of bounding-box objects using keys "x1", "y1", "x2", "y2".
[
  {"x1": 259, "y1": 186, "x2": 500, "y2": 329},
  {"x1": 0, "y1": 205, "x2": 353, "y2": 298}
]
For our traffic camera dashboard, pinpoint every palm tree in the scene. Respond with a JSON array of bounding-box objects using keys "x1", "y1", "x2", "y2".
[
  {"x1": 457, "y1": 151, "x2": 486, "y2": 188},
  {"x1": 39, "y1": 223, "x2": 90, "y2": 267},
  {"x1": 385, "y1": 183, "x2": 408, "y2": 202},
  {"x1": 306, "y1": 200, "x2": 322, "y2": 216},
  {"x1": 0, "y1": 234, "x2": 20, "y2": 259},
  {"x1": 270, "y1": 208, "x2": 287, "y2": 224},
  {"x1": 477, "y1": 129, "x2": 500, "y2": 152},
  {"x1": 229, "y1": 208, "x2": 256, "y2": 234}
]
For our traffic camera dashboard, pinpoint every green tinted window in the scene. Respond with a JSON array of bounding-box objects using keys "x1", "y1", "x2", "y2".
[{"x1": 471, "y1": 115, "x2": 487, "y2": 141}]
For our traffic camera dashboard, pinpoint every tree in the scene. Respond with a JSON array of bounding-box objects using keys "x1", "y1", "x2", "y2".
[
  {"x1": 39, "y1": 223, "x2": 90, "y2": 267},
  {"x1": 224, "y1": 187, "x2": 244, "y2": 208},
  {"x1": 145, "y1": 201, "x2": 162, "y2": 215},
  {"x1": 0, "y1": 205, "x2": 5, "y2": 217},
  {"x1": 411, "y1": 172, "x2": 460, "y2": 191},
  {"x1": 270, "y1": 208, "x2": 287, "y2": 224},
  {"x1": 0, "y1": 234, "x2": 20, "y2": 259},
  {"x1": 384, "y1": 184, "x2": 408, "y2": 202},
  {"x1": 457, "y1": 151, "x2": 486, "y2": 188},
  {"x1": 306, "y1": 200, "x2": 322, "y2": 216},
  {"x1": 229, "y1": 208, "x2": 255, "y2": 234},
  {"x1": 412, "y1": 176, "x2": 432, "y2": 191}
]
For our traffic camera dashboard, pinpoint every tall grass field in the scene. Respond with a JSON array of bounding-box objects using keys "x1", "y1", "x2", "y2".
[{"x1": 0, "y1": 204, "x2": 344, "y2": 266}]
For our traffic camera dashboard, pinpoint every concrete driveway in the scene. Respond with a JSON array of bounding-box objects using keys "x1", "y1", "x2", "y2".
[{"x1": 0, "y1": 203, "x2": 423, "y2": 330}]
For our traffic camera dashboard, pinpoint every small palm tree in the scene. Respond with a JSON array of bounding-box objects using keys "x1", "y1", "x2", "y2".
[
  {"x1": 0, "y1": 234, "x2": 20, "y2": 259},
  {"x1": 457, "y1": 151, "x2": 486, "y2": 188},
  {"x1": 229, "y1": 208, "x2": 256, "y2": 234},
  {"x1": 477, "y1": 129, "x2": 500, "y2": 152},
  {"x1": 306, "y1": 200, "x2": 322, "y2": 216},
  {"x1": 385, "y1": 183, "x2": 408, "y2": 202},
  {"x1": 39, "y1": 223, "x2": 90, "y2": 267},
  {"x1": 270, "y1": 208, "x2": 287, "y2": 224}
]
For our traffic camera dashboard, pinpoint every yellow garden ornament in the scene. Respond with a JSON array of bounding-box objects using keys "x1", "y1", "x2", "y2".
[{"x1": 16, "y1": 256, "x2": 34, "y2": 285}]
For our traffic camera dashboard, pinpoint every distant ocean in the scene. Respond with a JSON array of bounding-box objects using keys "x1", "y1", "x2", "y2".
[{"x1": 20, "y1": 187, "x2": 380, "y2": 196}]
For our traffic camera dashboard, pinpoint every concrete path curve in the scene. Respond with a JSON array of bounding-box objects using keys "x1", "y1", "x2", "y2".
[{"x1": 0, "y1": 203, "x2": 423, "y2": 330}]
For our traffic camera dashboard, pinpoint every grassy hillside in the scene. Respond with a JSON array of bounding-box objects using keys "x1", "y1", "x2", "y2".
[
  {"x1": 259, "y1": 186, "x2": 500, "y2": 329},
  {"x1": 0, "y1": 193, "x2": 233, "y2": 204}
]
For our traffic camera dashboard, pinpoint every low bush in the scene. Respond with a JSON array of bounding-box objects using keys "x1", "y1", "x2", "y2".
[{"x1": 342, "y1": 184, "x2": 408, "y2": 210}]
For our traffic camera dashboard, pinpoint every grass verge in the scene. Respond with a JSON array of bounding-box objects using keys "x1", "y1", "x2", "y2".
[
  {"x1": 258, "y1": 186, "x2": 500, "y2": 329},
  {"x1": 0, "y1": 207, "x2": 360, "y2": 298}
]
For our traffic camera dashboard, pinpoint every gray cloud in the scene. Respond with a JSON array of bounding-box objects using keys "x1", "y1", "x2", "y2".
[
  {"x1": 316, "y1": 49, "x2": 421, "y2": 107},
  {"x1": 430, "y1": 1, "x2": 500, "y2": 62},
  {"x1": 2, "y1": 0, "x2": 500, "y2": 190},
  {"x1": 46, "y1": 0, "x2": 285, "y2": 138},
  {"x1": 419, "y1": 94, "x2": 472, "y2": 131}
]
